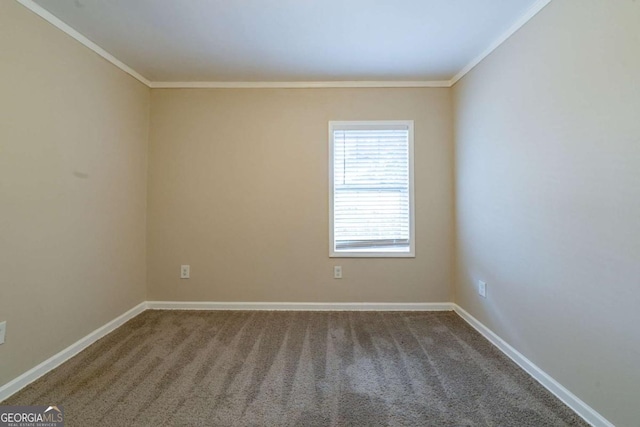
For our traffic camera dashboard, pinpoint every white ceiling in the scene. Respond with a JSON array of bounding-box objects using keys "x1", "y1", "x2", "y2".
[{"x1": 28, "y1": 0, "x2": 543, "y2": 84}]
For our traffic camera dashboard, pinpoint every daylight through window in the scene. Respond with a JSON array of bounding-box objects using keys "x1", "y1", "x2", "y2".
[{"x1": 329, "y1": 121, "x2": 415, "y2": 257}]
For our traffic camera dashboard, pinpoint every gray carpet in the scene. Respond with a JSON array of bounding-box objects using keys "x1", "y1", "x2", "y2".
[{"x1": 3, "y1": 310, "x2": 587, "y2": 426}]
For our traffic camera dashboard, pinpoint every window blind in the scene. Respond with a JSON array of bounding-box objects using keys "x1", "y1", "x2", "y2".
[{"x1": 332, "y1": 125, "x2": 411, "y2": 253}]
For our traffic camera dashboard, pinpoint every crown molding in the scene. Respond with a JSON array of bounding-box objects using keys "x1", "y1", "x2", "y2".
[
  {"x1": 450, "y1": 0, "x2": 552, "y2": 85},
  {"x1": 15, "y1": 0, "x2": 552, "y2": 89},
  {"x1": 149, "y1": 80, "x2": 451, "y2": 89},
  {"x1": 14, "y1": 0, "x2": 152, "y2": 87}
]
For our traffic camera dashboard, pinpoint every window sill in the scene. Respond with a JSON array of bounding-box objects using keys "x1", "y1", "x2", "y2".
[{"x1": 330, "y1": 251, "x2": 415, "y2": 258}]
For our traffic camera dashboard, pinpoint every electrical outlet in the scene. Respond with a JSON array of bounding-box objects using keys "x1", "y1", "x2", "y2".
[
  {"x1": 0, "y1": 321, "x2": 6, "y2": 345},
  {"x1": 333, "y1": 266, "x2": 343, "y2": 279},
  {"x1": 478, "y1": 280, "x2": 487, "y2": 298},
  {"x1": 181, "y1": 265, "x2": 190, "y2": 279}
]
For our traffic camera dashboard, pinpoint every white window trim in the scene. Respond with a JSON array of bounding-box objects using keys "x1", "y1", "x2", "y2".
[{"x1": 328, "y1": 120, "x2": 415, "y2": 258}]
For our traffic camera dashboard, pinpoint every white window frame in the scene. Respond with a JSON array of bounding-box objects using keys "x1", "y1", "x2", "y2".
[{"x1": 328, "y1": 120, "x2": 415, "y2": 258}]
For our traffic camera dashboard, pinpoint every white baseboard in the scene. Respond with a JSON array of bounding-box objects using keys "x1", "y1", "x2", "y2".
[
  {"x1": 0, "y1": 300, "x2": 451, "y2": 400},
  {"x1": 0, "y1": 302, "x2": 147, "y2": 402},
  {"x1": 1, "y1": 299, "x2": 612, "y2": 427},
  {"x1": 452, "y1": 304, "x2": 613, "y2": 427},
  {"x1": 146, "y1": 301, "x2": 454, "y2": 311}
]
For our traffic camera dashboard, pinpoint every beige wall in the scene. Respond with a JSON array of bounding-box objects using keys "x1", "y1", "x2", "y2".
[
  {"x1": 148, "y1": 88, "x2": 453, "y2": 303},
  {"x1": 5, "y1": 0, "x2": 636, "y2": 424},
  {"x1": 453, "y1": 1, "x2": 640, "y2": 425},
  {"x1": 0, "y1": 1, "x2": 149, "y2": 386}
]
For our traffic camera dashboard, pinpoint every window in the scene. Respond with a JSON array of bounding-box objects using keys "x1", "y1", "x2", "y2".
[{"x1": 329, "y1": 121, "x2": 415, "y2": 257}]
